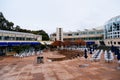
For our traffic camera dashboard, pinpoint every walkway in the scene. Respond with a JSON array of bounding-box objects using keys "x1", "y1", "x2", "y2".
[{"x1": 0, "y1": 51, "x2": 120, "y2": 80}]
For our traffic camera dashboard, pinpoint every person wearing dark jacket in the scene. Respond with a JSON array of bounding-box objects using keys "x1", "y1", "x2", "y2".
[
  {"x1": 111, "y1": 45, "x2": 115, "y2": 53},
  {"x1": 117, "y1": 51, "x2": 120, "y2": 61},
  {"x1": 84, "y1": 49, "x2": 88, "y2": 59},
  {"x1": 89, "y1": 47, "x2": 92, "y2": 54}
]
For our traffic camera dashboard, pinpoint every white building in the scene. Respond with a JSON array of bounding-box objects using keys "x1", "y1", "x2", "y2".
[
  {"x1": 0, "y1": 30, "x2": 42, "y2": 41},
  {"x1": 0, "y1": 30, "x2": 42, "y2": 56},
  {"x1": 50, "y1": 27, "x2": 104, "y2": 46}
]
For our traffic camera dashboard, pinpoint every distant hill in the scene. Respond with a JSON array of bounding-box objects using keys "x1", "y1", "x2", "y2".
[{"x1": 0, "y1": 12, "x2": 49, "y2": 40}]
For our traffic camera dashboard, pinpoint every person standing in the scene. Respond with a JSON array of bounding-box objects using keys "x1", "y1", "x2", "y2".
[
  {"x1": 111, "y1": 45, "x2": 115, "y2": 53},
  {"x1": 89, "y1": 47, "x2": 92, "y2": 54},
  {"x1": 84, "y1": 48, "x2": 88, "y2": 59},
  {"x1": 117, "y1": 49, "x2": 120, "y2": 69}
]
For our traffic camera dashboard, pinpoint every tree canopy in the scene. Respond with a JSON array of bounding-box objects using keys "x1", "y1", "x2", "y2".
[
  {"x1": 51, "y1": 39, "x2": 86, "y2": 48},
  {"x1": 32, "y1": 30, "x2": 49, "y2": 40},
  {"x1": 51, "y1": 40, "x2": 63, "y2": 47}
]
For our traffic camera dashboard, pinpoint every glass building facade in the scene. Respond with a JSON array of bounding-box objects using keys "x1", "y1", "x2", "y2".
[{"x1": 104, "y1": 15, "x2": 120, "y2": 46}]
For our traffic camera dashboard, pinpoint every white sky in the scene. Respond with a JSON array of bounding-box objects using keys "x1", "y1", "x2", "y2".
[{"x1": 0, "y1": 0, "x2": 120, "y2": 34}]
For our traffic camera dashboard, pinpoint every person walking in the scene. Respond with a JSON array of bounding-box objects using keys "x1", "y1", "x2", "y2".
[{"x1": 84, "y1": 48, "x2": 88, "y2": 59}]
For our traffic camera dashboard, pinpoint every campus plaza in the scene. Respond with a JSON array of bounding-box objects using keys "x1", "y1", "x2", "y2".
[
  {"x1": 0, "y1": 15, "x2": 120, "y2": 80},
  {"x1": 0, "y1": 48, "x2": 120, "y2": 80}
]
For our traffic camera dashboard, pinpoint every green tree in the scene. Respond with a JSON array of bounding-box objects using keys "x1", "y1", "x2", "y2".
[
  {"x1": 7, "y1": 22, "x2": 14, "y2": 30},
  {"x1": 32, "y1": 30, "x2": 49, "y2": 40},
  {"x1": 15, "y1": 25, "x2": 21, "y2": 31}
]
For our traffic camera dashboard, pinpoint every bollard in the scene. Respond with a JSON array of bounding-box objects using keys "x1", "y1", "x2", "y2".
[{"x1": 37, "y1": 56, "x2": 44, "y2": 64}]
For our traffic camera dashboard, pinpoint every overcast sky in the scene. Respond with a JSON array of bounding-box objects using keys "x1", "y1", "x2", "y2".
[{"x1": 0, "y1": 0, "x2": 120, "y2": 34}]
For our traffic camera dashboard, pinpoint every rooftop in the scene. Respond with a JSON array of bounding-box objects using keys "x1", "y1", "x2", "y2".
[{"x1": 0, "y1": 30, "x2": 35, "y2": 35}]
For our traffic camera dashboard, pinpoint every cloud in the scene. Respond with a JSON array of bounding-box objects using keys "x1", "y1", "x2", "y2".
[{"x1": 0, "y1": 0, "x2": 120, "y2": 34}]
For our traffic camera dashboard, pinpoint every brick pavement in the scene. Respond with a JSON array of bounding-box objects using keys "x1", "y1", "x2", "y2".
[{"x1": 0, "y1": 51, "x2": 120, "y2": 80}]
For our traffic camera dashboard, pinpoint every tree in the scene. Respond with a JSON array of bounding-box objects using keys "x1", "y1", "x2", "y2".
[
  {"x1": 75, "y1": 39, "x2": 82, "y2": 47},
  {"x1": 63, "y1": 40, "x2": 71, "y2": 48},
  {"x1": 7, "y1": 22, "x2": 14, "y2": 30},
  {"x1": 80, "y1": 40, "x2": 86, "y2": 46},
  {"x1": 75, "y1": 39, "x2": 86, "y2": 47},
  {"x1": 51, "y1": 40, "x2": 63, "y2": 47},
  {"x1": 15, "y1": 25, "x2": 21, "y2": 31},
  {"x1": 32, "y1": 30, "x2": 49, "y2": 40}
]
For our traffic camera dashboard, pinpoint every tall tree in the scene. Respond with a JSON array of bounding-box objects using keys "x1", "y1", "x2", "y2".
[
  {"x1": 32, "y1": 30, "x2": 49, "y2": 40},
  {"x1": 51, "y1": 40, "x2": 63, "y2": 47},
  {"x1": 63, "y1": 40, "x2": 71, "y2": 47},
  {"x1": 15, "y1": 25, "x2": 21, "y2": 31},
  {"x1": 7, "y1": 22, "x2": 14, "y2": 30}
]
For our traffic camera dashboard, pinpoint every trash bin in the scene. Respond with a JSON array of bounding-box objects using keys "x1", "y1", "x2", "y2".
[
  {"x1": 37, "y1": 57, "x2": 40, "y2": 63},
  {"x1": 37, "y1": 56, "x2": 44, "y2": 64}
]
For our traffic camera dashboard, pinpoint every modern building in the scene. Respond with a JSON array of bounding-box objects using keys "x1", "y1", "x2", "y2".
[
  {"x1": 56, "y1": 28, "x2": 63, "y2": 41},
  {"x1": 50, "y1": 27, "x2": 104, "y2": 46},
  {"x1": 0, "y1": 30, "x2": 42, "y2": 41},
  {"x1": 104, "y1": 15, "x2": 120, "y2": 47},
  {"x1": 0, "y1": 30, "x2": 42, "y2": 56}
]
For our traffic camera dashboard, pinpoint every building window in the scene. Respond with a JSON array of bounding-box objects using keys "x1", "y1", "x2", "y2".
[
  {"x1": 68, "y1": 34, "x2": 72, "y2": 36},
  {"x1": 114, "y1": 42, "x2": 116, "y2": 44},
  {"x1": 110, "y1": 41, "x2": 112, "y2": 44},
  {"x1": 4, "y1": 36, "x2": 9, "y2": 40},
  {"x1": 118, "y1": 42, "x2": 120, "y2": 45},
  {"x1": 74, "y1": 33, "x2": 79, "y2": 36},
  {"x1": 81, "y1": 32, "x2": 87, "y2": 35}
]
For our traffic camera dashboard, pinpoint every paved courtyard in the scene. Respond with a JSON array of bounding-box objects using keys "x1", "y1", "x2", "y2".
[{"x1": 0, "y1": 51, "x2": 120, "y2": 80}]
